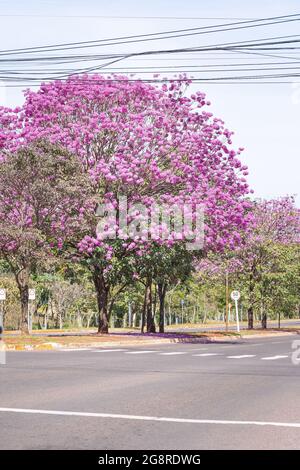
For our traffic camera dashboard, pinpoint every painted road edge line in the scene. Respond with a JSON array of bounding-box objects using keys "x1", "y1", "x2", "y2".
[{"x1": 1, "y1": 408, "x2": 300, "y2": 429}]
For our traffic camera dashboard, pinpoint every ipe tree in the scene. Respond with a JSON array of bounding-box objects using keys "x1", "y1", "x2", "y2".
[
  {"x1": 0, "y1": 74, "x2": 251, "y2": 333},
  {"x1": 0, "y1": 142, "x2": 95, "y2": 333}
]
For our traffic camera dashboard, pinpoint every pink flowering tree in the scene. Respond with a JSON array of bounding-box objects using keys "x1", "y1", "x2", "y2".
[
  {"x1": 0, "y1": 142, "x2": 95, "y2": 333},
  {"x1": 197, "y1": 197, "x2": 300, "y2": 329},
  {"x1": 238, "y1": 197, "x2": 300, "y2": 328},
  {"x1": 0, "y1": 75, "x2": 251, "y2": 333}
]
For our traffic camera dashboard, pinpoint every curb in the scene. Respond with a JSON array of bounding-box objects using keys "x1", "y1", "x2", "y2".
[
  {"x1": 240, "y1": 331, "x2": 298, "y2": 339},
  {"x1": 6, "y1": 342, "x2": 63, "y2": 351},
  {"x1": 3, "y1": 335, "x2": 240, "y2": 351},
  {"x1": 5, "y1": 330, "x2": 296, "y2": 351}
]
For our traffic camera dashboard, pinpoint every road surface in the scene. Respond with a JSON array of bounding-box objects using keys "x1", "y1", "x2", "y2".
[{"x1": 1, "y1": 334, "x2": 300, "y2": 449}]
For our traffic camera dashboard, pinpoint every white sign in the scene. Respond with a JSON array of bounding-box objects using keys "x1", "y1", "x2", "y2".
[
  {"x1": 0, "y1": 289, "x2": 6, "y2": 301},
  {"x1": 28, "y1": 289, "x2": 36, "y2": 301},
  {"x1": 231, "y1": 290, "x2": 240, "y2": 301}
]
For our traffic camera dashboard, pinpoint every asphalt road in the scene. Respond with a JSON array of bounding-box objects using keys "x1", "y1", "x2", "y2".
[
  {"x1": 168, "y1": 319, "x2": 300, "y2": 333},
  {"x1": 1, "y1": 334, "x2": 300, "y2": 450}
]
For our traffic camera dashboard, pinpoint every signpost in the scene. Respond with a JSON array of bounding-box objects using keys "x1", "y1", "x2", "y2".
[
  {"x1": 28, "y1": 289, "x2": 36, "y2": 301},
  {"x1": 28, "y1": 289, "x2": 36, "y2": 332},
  {"x1": 230, "y1": 290, "x2": 241, "y2": 333},
  {"x1": 0, "y1": 289, "x2": 5, "y2": 364}
]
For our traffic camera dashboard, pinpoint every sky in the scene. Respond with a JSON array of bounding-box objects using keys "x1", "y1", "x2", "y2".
[{"x1": 0, "y1": 0, "x2": 299, "y2": 205}]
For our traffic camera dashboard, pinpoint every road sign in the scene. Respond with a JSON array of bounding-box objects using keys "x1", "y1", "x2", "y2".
[
  {"x1": 0, "y1": 289, "x2": 6, "y2": 301},
  {"x1": 230, "y1": 291, "x2": 240, "y2": 332},
  {"x1": 231, "y1": 290, "x2": 240, "y2": 301},
  {"x1": 28, "y1": 289, "x2": 36, "y2": 301}
]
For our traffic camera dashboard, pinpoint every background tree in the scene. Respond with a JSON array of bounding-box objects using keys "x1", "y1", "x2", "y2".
[
  {"x1": 0, "y1": 142, "x2": 95, "y2": 333},
  {"x1": 196, "y1": 197, "x2": 300, "y2": 329}
]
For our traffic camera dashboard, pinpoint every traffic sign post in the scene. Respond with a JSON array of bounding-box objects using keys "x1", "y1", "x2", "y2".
[
  {"x1": 0, "y1": 289, "x2": 6, "y2": 361},
  {"x1": 0, "y1": 288, "x2": 6, "y2": 334},
  {"x1": 28, "y1": 289, "x2": 36, "y2": 333},
  {"x1": 28, "y1": 289, "x2": 36, "y2": 301},
  {"x1": 231, "y1": 290, "x2": 241, "y2": 333}
]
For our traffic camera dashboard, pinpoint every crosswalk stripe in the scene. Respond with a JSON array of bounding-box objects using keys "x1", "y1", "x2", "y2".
[
  {"x1": 261, "y1": 355, "x2": 289, "y2": 361},
  {"x1": 227, "y1": 355, "x2": 256, "y2": 359}
]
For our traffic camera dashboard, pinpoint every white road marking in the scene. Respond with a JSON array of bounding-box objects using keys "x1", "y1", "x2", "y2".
[
  {"x1": 1, "y1": 407, "x2": 300, "y2": 429},
  {"x1": 125, "y1": 350, "x2": 158, "y2": 355},
  {"x1": 192, "y1": 353, "x2": 222, "y2": 357},
  {"x1": 227, "y1": 355, "x2": 256, "y2": 359},
  {"x1": 93, "y1": 349, "x2": 128, "y2": 353},
  {"x1": 60, "y1": 348, "x2": 92, "y2": 352},
  {"x1": 159, "y1": 352, "x2": 187, "y2": 356},
  {"x1": 261, "y1": 355, "x2": 289, "y2": 361},
  {"x1": 188, "y1": 348, "x2": 208, "y2": 351}
]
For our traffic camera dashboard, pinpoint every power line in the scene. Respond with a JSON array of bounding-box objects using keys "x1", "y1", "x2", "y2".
[
  {"x1": 1, "y1": 14, "x2": 300, "y2": 87},
  {"x1": 0, "y1": 14, "x2": 258, "y2": 20},
  {"x1": 2, "y1": 37, "x2": 300, "y2": 65},
  {"x1": 1, "y1": 13, "x2": 300, "y2": 56},
  {"x1": 1, "y1": 72, "x2": 300, "y2": 82}
]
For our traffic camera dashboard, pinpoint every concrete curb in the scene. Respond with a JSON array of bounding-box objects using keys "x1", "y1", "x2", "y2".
[
  {"x1": 3, "y1": 335, "x2": 240, "y2": 351},
  {"x1": 240, "y1": 331, "x2": 298, "y2": 339},
  {"x1": 5, "y1": 342, "x2": 63, "y2": 351}
]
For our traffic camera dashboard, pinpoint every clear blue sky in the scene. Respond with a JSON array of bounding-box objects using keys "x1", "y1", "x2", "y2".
[{"x1": 0, "y1": 0, "x2": 299, "y2": 205}]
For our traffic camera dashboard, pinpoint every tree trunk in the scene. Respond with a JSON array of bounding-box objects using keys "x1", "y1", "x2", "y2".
[
  {"x1": 261, "y1": 306, "x2": 267, "y2": 329},
  {"x1": 141, "y1": 285, "x2": 147, "y2": 333},
  {"x1": 15, "y1": 266, "x2": 30, "y2": 335},
  {"x1": 248, "y1": 272, "x2": 255, "y2": 329},
  {"x1": 248, "y1": 306, "x2": 254, "y2": 330},
  {"x1": 93, "y1": 266, "x2": 110, "y2": 334},
  {"x1": 158, "y1": 282, "x2": 167, "y2": 334},
  {"x1": 146, "y1": 279, "x2": 156, "y2": 333}
]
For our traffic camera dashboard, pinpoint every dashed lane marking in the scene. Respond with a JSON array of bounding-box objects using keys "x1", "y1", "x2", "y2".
[
  {"x1": 261, "y1": 355, "x2": 289, "y2": 361},
  {"x1": 60, "y1": 348, "x2": 94, "y2": 352},
  {"x1": 159, "y1": 352, "x2": 187, "y2": 356},
  {"x1": 227, "y1": 355, "x2": 256, "y2": 359},
  {"x1": 192, "y1": 353, "x2": 222, "y2": 357},
  {"x1": 125, "y1": 350, "x2": 158, "y2": 355},
  {"x1": 93, "y1": 349, "x2": 128, "y2": 353}
]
